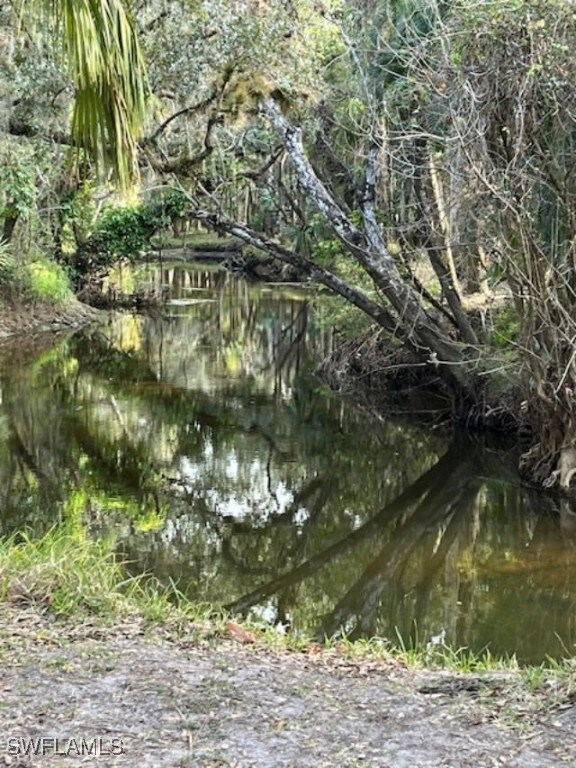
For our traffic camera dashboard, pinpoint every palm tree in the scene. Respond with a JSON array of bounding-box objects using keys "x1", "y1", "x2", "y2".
[{"x1": 15, "y1": 0, "x2": 147, "y2": 186}]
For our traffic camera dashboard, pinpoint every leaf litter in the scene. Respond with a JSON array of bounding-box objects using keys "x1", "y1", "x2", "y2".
[{"x1": 1, "y1": 606, "x2": 575, "y2": 767}]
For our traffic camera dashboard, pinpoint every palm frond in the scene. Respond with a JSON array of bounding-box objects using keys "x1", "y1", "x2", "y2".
[{"x1": 15, "y1": 0, "x2": 148, "y2": 186}]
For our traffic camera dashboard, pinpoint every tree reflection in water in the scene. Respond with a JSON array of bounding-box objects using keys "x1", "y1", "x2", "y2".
[{"x1": 0, "y1": 265, "x2": 575, "y2": 663}]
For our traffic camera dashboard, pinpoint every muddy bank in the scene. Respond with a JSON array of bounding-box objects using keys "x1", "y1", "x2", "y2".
[
  {"x1": 1, "y1": 606, "x2": 575, "y2": 767},
  {"x1": 0, "y1": 299, "x2": 97, "y2": 343}
]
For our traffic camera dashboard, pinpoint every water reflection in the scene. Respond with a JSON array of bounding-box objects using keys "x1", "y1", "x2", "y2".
[{"x1": 0, "y1": 264, "x2": 575, "y2": 662}]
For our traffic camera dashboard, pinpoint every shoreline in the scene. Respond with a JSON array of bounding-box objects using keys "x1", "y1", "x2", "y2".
[
  {"x1": 0, "y1": 297, "x2": 98, "y2": 342},
  {"x1": 1, "y1": 599, "x2": 575, "y2": 767}
]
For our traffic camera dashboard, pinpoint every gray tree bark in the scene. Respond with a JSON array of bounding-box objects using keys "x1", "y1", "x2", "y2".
[{"x1": 260, "y1": 98, "x2": 478, "y2": 390}]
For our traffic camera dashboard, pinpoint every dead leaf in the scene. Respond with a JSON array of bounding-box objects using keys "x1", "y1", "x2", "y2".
[
  {"x1": 308, "y1": 642, "x2": 324, "y2": 655},
  {"x1": 225, "y1": 621, "x2": 257, "y2": 644}
]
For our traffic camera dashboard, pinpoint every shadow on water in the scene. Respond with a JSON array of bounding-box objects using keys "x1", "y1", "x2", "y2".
[{"x1": 0, "y1": 263, "x2": 576, "y2": 663}]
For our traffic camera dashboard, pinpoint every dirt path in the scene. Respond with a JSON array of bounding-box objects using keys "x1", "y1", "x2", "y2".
[{"x1": 1, "y1": 609, "x2": 575, "y2": 767}]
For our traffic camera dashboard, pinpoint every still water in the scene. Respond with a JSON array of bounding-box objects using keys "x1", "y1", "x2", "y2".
[{"x1": 1, "y1": 263, "x2": 576, "y2": 663}]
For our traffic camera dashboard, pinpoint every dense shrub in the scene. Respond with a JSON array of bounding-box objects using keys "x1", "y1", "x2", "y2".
[{"x1": 70, "y1": 189, "x2": 189, "y2": 275}]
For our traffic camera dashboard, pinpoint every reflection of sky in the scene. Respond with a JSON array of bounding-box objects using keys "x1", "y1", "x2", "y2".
[
  {"x1": 179, "y1": 452, "x2": 296, "y2": 520},
  {"x1": 250, "y1": 601, "x2": 290, "y2": 630}
]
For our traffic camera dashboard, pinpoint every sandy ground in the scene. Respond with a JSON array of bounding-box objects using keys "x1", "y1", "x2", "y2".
[{"x1": 1, "y1": 608, "x2": 576, "y2": 768}]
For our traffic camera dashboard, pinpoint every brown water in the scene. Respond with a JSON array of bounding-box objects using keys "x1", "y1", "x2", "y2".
[{"x1": 1, "y1": 262, "x2": 575, "y2": 663}]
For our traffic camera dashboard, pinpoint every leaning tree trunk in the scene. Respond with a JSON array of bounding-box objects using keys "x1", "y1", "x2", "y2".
[
  {"x1": 259, "y1": 98, "x2": 479, "y2": 396},
  {"x1": 190, "y1": 98, "x2": 522, "y2": 430}
]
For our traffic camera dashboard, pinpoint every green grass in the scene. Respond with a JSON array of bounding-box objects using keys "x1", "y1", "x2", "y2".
[
  {"x1": 320, "y1": 630, "x2": 521, "y2": 672},
  {"x1": 0, "y1": 525, "x2": 209, "y2": 624},
  {"x1": 1, "y1": 524, "x2": 576, "y2": 700}
]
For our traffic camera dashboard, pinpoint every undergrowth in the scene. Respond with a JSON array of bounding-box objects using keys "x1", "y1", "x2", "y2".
[
  {"x1": 0, "y1": 526, "x2": 209, "y2": 624},
  {"x1": 0, "y1": 245, "x2": 72, "y2": 304}
]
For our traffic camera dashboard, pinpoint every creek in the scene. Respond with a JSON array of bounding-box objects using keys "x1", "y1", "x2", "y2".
[{"x1": 1, "y1": 262, "x2": 575, "y2": 664}]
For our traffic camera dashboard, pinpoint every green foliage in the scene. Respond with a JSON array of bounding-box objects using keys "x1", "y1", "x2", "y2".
[
  {"x1": 390, "y1": 626, "x2": 518, "y2": 671},
  {"x1": 315, "y1": 292, "x2": 374, "y2": 338},
  {"x1": 145, "y1": 187, "x2": 189, "y2": 225},
  {"x1": 0, "y1": 525, "x2": 127, "y2": 616},
  {"x1": 0, "y1": 246, "x2": 73, "y2": 303},
  {"x1": 491, "y1": 306, "x2": 520, "y2": 348},
  {"x1": 0, "y1": 524, "x2": 162, "y2": 617},
  {"x1": 58, "y1": 182, "x2": 98, "y2": 253},
  {"x1": 0, "y1": 138, "x2": 37, "y2": 223},
  {"x1": 73, "y1": 189, "x2": 189, "y2": 273},
  {"x1": 285, "y1": 213, "x2": 343, "y2": 260},
  {"x1": 0, "y1": 524, "x2": 218, "y2": 626},
  {"x1": 25, "y1": 258, "x2": 72, "y2": 302},
  {"x1": 90, "y1": 206, "x2": 154, "y2": 260},
  {"x1": 17, "y1": 0, "x2": 148, "y2": 186},
  {"x1": 0, "y1": 244, "x2": 23, "y2": 290}
]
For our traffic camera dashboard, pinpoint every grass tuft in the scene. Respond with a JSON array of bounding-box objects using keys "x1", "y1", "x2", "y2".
[
  {"x1": 0, "y1": 526, "x2": 138, "y2": 616},
  {"x1": 0, "y1": 526, "x2": 205, "y2": 623}
]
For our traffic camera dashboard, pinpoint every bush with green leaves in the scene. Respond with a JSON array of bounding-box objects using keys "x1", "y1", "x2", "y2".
[
  {"x1": 0, "y1": 244, "x2": 21, "y2": 289},
  {"x1": 87, "y1": 206, "x2": 153, "y2": 260},
  {"x1": 0, "y1": 138, "x2": 37, "y2": 243},
  {"x1": 70, "y1": 189, "x2": 189, "y2": 275},
  {"x1": 0, "y1": 243, "x2": 72, "y2": 304},
  {"x1": 26, "y1": 258, "x2": 72, "y2": 302}
]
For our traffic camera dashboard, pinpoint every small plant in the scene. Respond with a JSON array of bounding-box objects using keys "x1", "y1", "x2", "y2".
[
  {"x1": 0, "y1": 525, "x2": 171, "y2": 619},
  {"x1": 25, "y1": 258, "x2": 72, "y2": 302},
  {"x1": 491, "y1": 305, "x2": 520, "y2": 348},
  {"x1": 0, "y1": 524, "x2": 220, "y2": 627},
  {"x1": 0, "y1": 137, "x2": 37, "y2": 239},
  {"x1": 0, "y1": 243, "x2": 23, "y2": 293},
  {"x1": 0, "y1": 245, "x2": 72, "y2": 304}
]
